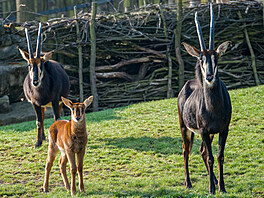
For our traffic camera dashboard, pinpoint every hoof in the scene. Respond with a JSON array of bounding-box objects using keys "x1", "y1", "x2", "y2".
[
  {"x1": 219, "y1": 186, "x2": 227, "y2": 193},
  {"x1": 71, "y1": 191, "x2": 76, "y2": 196},
  {"x1": 42, "y1": 187, "x2": 49, "y2": 193},
  {"x1": 185, "y1": 180, "x2": 192, "y2": 189},
  {"x1": 209, "y1": 186, "x2": 216, "y2": 195},
  {"x1": 42, "y1": 134, "x2": 46, "y2": 141},
  {"x1": 35, "y1": 141, "x2": 42, "y2": 148}
]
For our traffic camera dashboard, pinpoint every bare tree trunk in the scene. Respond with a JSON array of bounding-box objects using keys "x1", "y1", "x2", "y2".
[
  {"x1": 90, "y1": 2, "x2": 99, "y2": 111},
  {"x1": 159, "y1": 4, "x2": 173, "y2": 98},
  {"x1": 74, "y1": 6, "x2": 84, "y2": 102},
  {"x1": 138, "y1": 0, "x2": 144, "y2": 7},
  {"x1": 124, "y1": 0, "x2": 130, "y2": 12},
  {"x1": 174, "y1": 0, "x2": 185, "y2": 90},
  {"x1": 238, "y1": 11, "x2": 260, "y2": 86},
  {"x1": 16, "y1": 0, "x2": 35, "y2": 22}
]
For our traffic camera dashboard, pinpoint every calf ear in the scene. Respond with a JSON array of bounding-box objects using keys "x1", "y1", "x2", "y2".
[
  {"x1": 83, "y1": 96, "x2": 93, "y2": 109},
  {"x1": 182, "y1": 42, "x2": 200, "y2": 58},
  {"x1": 61, "y1": 97, "x2": 73, "y2": 109},
  {"x1": 216, "y1": 41, "x2": 231, "y2": 57},
  {"x1": 18, "y1": 47, "x2": 30, "y2": 62},
  {"x1": 42, "y1": 52, "x2": 53, "y2": 62}
]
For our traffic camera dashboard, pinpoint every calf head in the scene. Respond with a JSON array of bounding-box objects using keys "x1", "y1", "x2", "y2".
[
  {"x1": 18, "y1": 23, "x2": 53, "y2": 87},
  {"x1": 61, "y1": 96, "x2": 93, "y2": 122},
  {"x1": 182, "y1": 4, "x2": 230, "y2": 87}
]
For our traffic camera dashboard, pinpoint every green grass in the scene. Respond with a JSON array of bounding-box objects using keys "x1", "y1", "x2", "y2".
[{"x1": 0, "y1": 85, "x2": 263, "y2": 197}]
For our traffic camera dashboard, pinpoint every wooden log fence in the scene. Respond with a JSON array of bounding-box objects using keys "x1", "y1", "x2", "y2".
[{"x1": 5, "y1": 2, "x2": 264, "y2": 110}]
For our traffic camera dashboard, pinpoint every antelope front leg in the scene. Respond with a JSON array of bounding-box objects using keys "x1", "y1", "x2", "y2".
[
  {"x1": 41, "y1": 107, "x2": 46, "y2": 141},
  {"x1": 182, "y1": 128, "x2": 193, "y2": 188},
  {"x1": 43, "y1": 144, "x2": 59, "y2": 192},
  {"x1": 66, "y1": 151, "x2": 77, "y2": 195},
  {"x1": 218, "y1": 130, "x2": 228, "y2": 193},
  {"x1": 59, "y1": 154, "x2": 70, "y2": 191},
  {"x1": 201, "y1": 129, "x2": 215, "y2": 194},
  {"x1": 77, "y1": 148, "x2": 86, "y2": 192},
  {"x1": 200, "y1": 136, "x2": 218, "y2": 185},
  {"x1": 33, "y1": 104, "x2": 43, "y2": 148}
]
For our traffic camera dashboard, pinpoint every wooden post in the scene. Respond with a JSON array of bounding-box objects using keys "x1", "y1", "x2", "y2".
[
  {"x1": 16, "y1": 0, "x2": 35, "y2": 23},
  {"x1": 124, "y1": 0, "x2": 130, "y2": 12},
  {"x1": 74, "y1": 6, "x2": 84, "y2": 102},
  {"x1": 159, "y1": 4, "x2": 173, "y2": 98},
  {"x1": 89, "y1": 2, "x2": 99, "y2": 111},
  {"x1": 66, "y1": 0, "x2": 74, "y2": 17},
  {"x1": 174, "y1": 0, "x2": 185, "y2": 91},
  {"x1": 238, "y1": 11, "x2": 260, "y2": 86},
  {"x1": 39, "y1": 0, "x2": 48, "y2": 22},
  {"x1": 138, "y1": 0, "x2": 144, "y2": 7},
  {"x1": 2, "y1": 1, "x2": 8, "y2": 18}
]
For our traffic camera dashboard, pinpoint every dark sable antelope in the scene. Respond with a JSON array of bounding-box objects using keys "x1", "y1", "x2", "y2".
[
  {"x1": 18, "y1": 23, "x2": 70, "y2": 148},
  {"x1": 178, "y1": 4, "x2": 232, "y2": 194}
]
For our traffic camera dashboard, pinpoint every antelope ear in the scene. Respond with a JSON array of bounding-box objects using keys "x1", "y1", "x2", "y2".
[
  {"x1": 61, "y1": 97, "x2": 72, "y2": 109},
  {"x1": 83, "y1": 96, "x2": 93, "y2": 109},
  {"x1": 216, "y1": 41, "x2": 231, "y2": 57},
  {"x1": 42, "y1": 52, "x2": 53, "y2": 62},
  {"x1": 182, "y1": 42, "x2": 200, "y2": 58},
  {"x1": 18, "y1": 46, "x2": 30, "y2": 62}
]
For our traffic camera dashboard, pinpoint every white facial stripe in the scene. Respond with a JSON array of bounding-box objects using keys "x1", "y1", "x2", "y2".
[
  {"x1": 211, "y1": 55, "x2": 217, "y2": 76},
  {"x1": 201, "y1": 55, "x2": 206, "y2": 77},
  {"x1": 71, "y1": 110, "x2": 84, "y2": 123}
]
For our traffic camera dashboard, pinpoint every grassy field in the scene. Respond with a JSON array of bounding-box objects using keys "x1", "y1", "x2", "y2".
[{"x1": 0, "y1": 85, "x2": 263, "y2": 197}]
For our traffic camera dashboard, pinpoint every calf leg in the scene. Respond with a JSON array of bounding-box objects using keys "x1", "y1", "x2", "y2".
[
  {"x1": 43, "y1": 144, "x2": 59, "y2": 192},
  {"x1": 33, "y1": 104, "x2": 43, "y2": 148},
  {"x1": 201, "y1": 129, "x2": 215, "y2": 194},
  {"x1": 200, "y1": 135, "x2": 218, "y2": 185},
  {"x1": 59, "y1": 154, "x2": 70, "y2": 191},
  {"x1": 66, "y1": 151, "x2": 77, "y2": 195},
  {"x1": 218, "y1": 129, "x2": 228, "y2": 193},
  {"x1": 77, "y1": 149, "x2": 86, "y2": 192}
]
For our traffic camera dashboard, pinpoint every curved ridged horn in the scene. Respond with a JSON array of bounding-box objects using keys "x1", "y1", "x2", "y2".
[
  {"x1": 25, "y1": 28, "x2": 34, "y2": 59},
  {"x1": 195, "y1": 12, "x2": 206, "y2": 52},
  {"x1": 209, "y1": 4, "x2": 215, "y2": 50},
  {"x1": 36, "y1": 23, "x2": 42, "y2": 58}
]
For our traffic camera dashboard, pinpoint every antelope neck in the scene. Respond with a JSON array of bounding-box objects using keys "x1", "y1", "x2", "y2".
[
  {"x1": 71, "y1": 118, "x2": 86, "y2": 134},
  {"x1": 203, "y1": 79, "x2": 223, "y2": 112}
]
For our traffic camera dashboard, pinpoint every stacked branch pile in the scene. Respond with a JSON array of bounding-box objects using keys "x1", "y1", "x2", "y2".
[{"x1": 9, "y1": 2, "x2": 264, "y2": 109}]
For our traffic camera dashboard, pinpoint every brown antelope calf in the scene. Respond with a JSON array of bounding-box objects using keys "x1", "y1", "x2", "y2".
[{"x1": 43, "y1": 96, "x2": 93, "y2": 195}]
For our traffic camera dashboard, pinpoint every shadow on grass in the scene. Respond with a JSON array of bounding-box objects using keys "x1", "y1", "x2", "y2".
[
  {"x1": 0, "y1": 107, "x2": 126, "y2": 132},
  {"x1": 100, "y1": 135, "x2": 219, "y2": 156},
  {"x1": 101, "y1": 136, "x2": 184, "y2": 155},
  {"x1": 86, "y1": 188, "x2": 187, "y2": 197}
]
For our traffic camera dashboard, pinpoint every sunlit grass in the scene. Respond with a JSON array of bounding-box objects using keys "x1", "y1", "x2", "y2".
[{"x1": 0, "y1": 85, "x2": 263, "y2": 197}]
